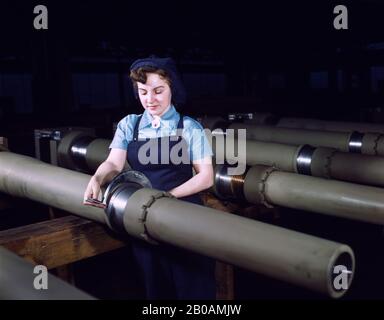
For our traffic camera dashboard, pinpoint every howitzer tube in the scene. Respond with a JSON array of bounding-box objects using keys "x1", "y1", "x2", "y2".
[
  {"x1": 277, "y1": 117, "x2": 384, "y2": 134},
  {"x1": 0, "y1": 151, "x2": 354, "y2": 298},
  {"x1": 243, "y1": 166, "x2": 384, "y2": 225},
  {"x1": 57, "y1": 131, "x2": 129, "y2": 173},
  {"x1": 118, "y1": 188, "x2": 354, "y2": 298},
  {"x1": 228, "y1": 123, "x2": 384, "y2": 155},
  {"x1": 58, "y1": 131, "x2": 384, "y2": 187},
  {"x1": 0, "y1": 151, "x2": 106, "y2": 224},
  {"x1": 0, "y1": 246, "x2": 95, "y2": 300},
  {"x1": 215, "y1": 134, "x2": 384, "y2": 187},
  {"x1": 310, "y1": 147, "x2": 384, "y2": 187},
  {"x1": 57, "y1": 130, "x2": 95, "y2": 170},
  {"x1": 84, "y1": 139, "x2": 113, "y2": 172},
  {"x1": 210, "y1": 134, "x2": 300, "y2": 173}
]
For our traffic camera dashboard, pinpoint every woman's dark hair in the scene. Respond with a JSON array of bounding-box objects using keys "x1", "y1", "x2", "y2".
[
  {"x1": 130, "y1": 66, "x2": 172, "y2": 97},
  {"x1": 129, "y1": 56, "x2": 186, "y2": 105}
]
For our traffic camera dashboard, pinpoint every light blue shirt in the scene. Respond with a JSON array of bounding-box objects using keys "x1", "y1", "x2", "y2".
[{"x1": 109, "y1": 105, "x2": 213, "y2": 161}]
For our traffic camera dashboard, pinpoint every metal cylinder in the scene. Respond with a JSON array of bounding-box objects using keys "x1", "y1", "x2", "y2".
[
  {"x1": 84, "y1": 139, "x2": 114, "y2": 172},
  {"x1": 242, "y1": 165, "x2": 384, "y2": 225},
  {"x1": 0, "y1": 247, "x2": 95, "y2": 300},
  {"x1": 57, "y1": 130, "x2": 95, "y2": 170},
  {"x1": 63, "y1": 131, "x2": 384, "y2": 188},
  {"x1": 69, "y1": 136, "x2": 94, "y2": 171},
  {"x1": 0, "y1": 151, "x2": 107, "y2": 224},
  {"x1": 0, "y1": 151, "x2": 354, "y2": 298},
  {"x1": 211, "y1": 134, "x2": 300, "y2": 173},
  {"x1": 277, "y1": 117, "x2": 384, "y2": 134},
  {"x1": 57, "y1": 131, "x2": 130, "y2": 173},
  {"x1": 227, "y1": 123, "x2": 384, "y2": 156},
  {"x1": 229, "y1": 123, "x2": 351, "y2": 151},
  {"x1": 56, "y1": 129, "x2": 384, "y2": 188},
  {"x1": 215, "y1": 134, "x2": 384, "y2": 187},
  {"x1": 295, "y1": 145, "x2": 316, "y2": 175},
  {"x1": 268, "y1": 139, "x2": 384, "y2": 187},
  {"x1": 117, "y1": 187, "x2": 354, "y2": 298},
  {"x1": 214, "y1": 164, "x2": 248, "y2": 200},
  {"x1": 310, "y1": 147, "x2": 384, "y2": 187}
]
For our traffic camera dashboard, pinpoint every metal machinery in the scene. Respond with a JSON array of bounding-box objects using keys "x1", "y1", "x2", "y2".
[
  {"x1": 2, "y1": 113, "x2": 384, "y2": 299},
  {"x1": 0, "y1": 149, "x2": 354, "y2": 298}
]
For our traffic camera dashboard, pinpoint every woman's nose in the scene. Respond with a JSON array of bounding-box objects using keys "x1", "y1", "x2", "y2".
[{"x1": 147, "y1": 92, "x2": 155, "y2": 104}]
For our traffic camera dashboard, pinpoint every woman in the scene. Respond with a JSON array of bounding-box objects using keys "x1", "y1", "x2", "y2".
[{"x1": 83, "y1": 56, "x2": 216, "y2": 299}]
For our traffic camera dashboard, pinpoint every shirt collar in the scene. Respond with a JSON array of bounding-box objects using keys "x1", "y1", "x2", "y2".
[{"x1": 139, "y1": 105, "x2": 179, "y2": 130}]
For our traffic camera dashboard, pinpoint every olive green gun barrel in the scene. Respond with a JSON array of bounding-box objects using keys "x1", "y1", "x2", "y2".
[
  {"x1": 57, "y1": 130, "x2": 115, "y2": 172},
  {"x1": 0, "y1": 246, "x2": 95, "y2": 300},
  {"x1": 0, "y1": 151, "x2": 353, "y2": 298},
  {"x1": 199, "y1": 114, "x2": 384, "y2": 135},
  {"x1": 215, "y1": 164, "x2": 384, "y2": 225},
  {"x1": 277, "y1": 117, "x2": 384, "y2": 134},
  {"x1": 52, "y1": 131, "x2": 384, "y2": 224},
  {"x1": 110, "y1": 187, "x2": 354, "y2": 298},
  {"x1": 215, "y1": 135, "x2": 384, "y2": 187},
  {"x1": 0, "y1": 151, "x2": 107, "y2": 224},
  {"x1": 57, "y1": 130, "x2": 384, "y2": 188},
  {"x1": 57, "y1": 130, "x2": 130, "y2": 173},
  {"x1": 227, "y1": 123, "x2": 384, "y2": 156}
]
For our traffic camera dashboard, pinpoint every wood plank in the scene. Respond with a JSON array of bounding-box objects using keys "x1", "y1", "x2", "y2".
[
  {"x1": 201, "y1": 191, "x2": 281, "y2": 300},
  {"x1": 0, "y1": 215, "x2": 126, "y2": 269},
  {"x1": 201, "y1": 191, "x2": 235, "y2": 300},
  {"x1": 47, "y1": 207, "x2": 75, "y2": 285},
  {"x1": 215, "y1": 261, "x2": 235, "y2": 300}
]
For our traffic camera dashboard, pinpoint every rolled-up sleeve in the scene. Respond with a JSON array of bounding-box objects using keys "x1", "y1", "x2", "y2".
[
  {"x1": 109, "y1": 115, "x2": 137, "y2": 150},
  {"x1": 184, "y1": 117, "x2": 213, "y2": 161}
]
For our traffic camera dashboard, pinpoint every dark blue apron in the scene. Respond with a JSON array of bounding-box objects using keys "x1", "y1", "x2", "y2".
[{"x1": 127, "y1": 114, "x2": 216, "y2": 300}]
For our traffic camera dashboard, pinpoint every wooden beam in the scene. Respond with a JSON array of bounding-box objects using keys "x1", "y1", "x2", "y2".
[
  {"x1": 201, "y1": 192, "x2": 281, "y2": 300},
  {"x1": 47, "y1": 207, "x2": 75, "y2": 284},
  {"x1": 201, "y1": 192, "x2": 235, "y2": 300},
  {"x1": 0, "y1": 215, "x2": 126, "y2": 269}
]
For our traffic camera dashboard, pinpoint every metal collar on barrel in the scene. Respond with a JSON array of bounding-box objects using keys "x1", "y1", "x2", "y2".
[
  {"x1": 348, "y1": 131, "x2": 364, "y2": 153},
  {"x1": 103, "y1": 170, "x2": 152, "y2": 232},
  {"x1": 296, "y1": 144, "x2": 316, "y2": 175}
]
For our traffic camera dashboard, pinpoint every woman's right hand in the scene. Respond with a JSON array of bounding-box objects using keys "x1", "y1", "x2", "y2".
[
  {"x1": 82, "y1": 150, "x2": 127, "y2": 207},
  {"x1": 83, "y1": 176, "x2": 102, "y2": 205}
]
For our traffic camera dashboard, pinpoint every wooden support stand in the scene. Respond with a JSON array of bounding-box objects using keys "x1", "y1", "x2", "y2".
[
  {"x1": 0, "y1": 215, "x2": 126, "y2": 269},
  {"x1": 201, "y1": 192, "x2": 235, "y2": 300},
  {"x1": 201, "y1": 191, "x2": 280, "y2": 300},
  {"x1": 0, "y1": 193, "x2": 268, "y2": 300}
]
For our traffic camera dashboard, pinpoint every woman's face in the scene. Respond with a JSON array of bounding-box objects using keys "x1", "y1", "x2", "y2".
[{"x1": 137, "y1": 73, "x2": 172, "y2": 117}]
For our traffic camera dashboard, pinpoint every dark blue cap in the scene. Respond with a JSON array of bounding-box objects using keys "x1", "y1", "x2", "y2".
[{"x1": 130, "y1": 56, "x2": 186, "y2": 105}]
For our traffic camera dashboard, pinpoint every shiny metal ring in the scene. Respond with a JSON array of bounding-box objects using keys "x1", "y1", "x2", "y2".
[
  {"x1": 70, "y1": 136, "x2": 94, "y2": 171},
  {"x1": 103, "y1": 170, "x2": 152, "y2": 232},
  {"x1": 348, "y1": 131, "x2": 364, "y2": 153},
  {"x1": 214, "y1": 164, "x2": 248, "y2": 200},
  {"x1": 296, "y1": 145, "x2": 316, "y2": 175}
]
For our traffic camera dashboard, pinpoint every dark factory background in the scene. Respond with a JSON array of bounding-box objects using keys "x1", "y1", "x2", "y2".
[
  {"x1": 1, "y1": 1, "x2": 383, "y2": 155},
  {"x1": 1, "y1": 0, "x2": 384, "y2": 300}
]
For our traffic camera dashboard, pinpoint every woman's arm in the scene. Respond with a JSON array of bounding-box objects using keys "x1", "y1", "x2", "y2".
[
  {"x1": 168, "y1": 156, "x2": 214, "y2": 198},
  {"x1": 83, "y1": 148, "x2": 127, "y2": 201}
]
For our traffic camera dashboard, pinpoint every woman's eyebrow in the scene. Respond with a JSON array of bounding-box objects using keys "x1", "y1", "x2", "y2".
[{"x1": 138, "y1": 85, "x2": 164, "y2": 91}]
